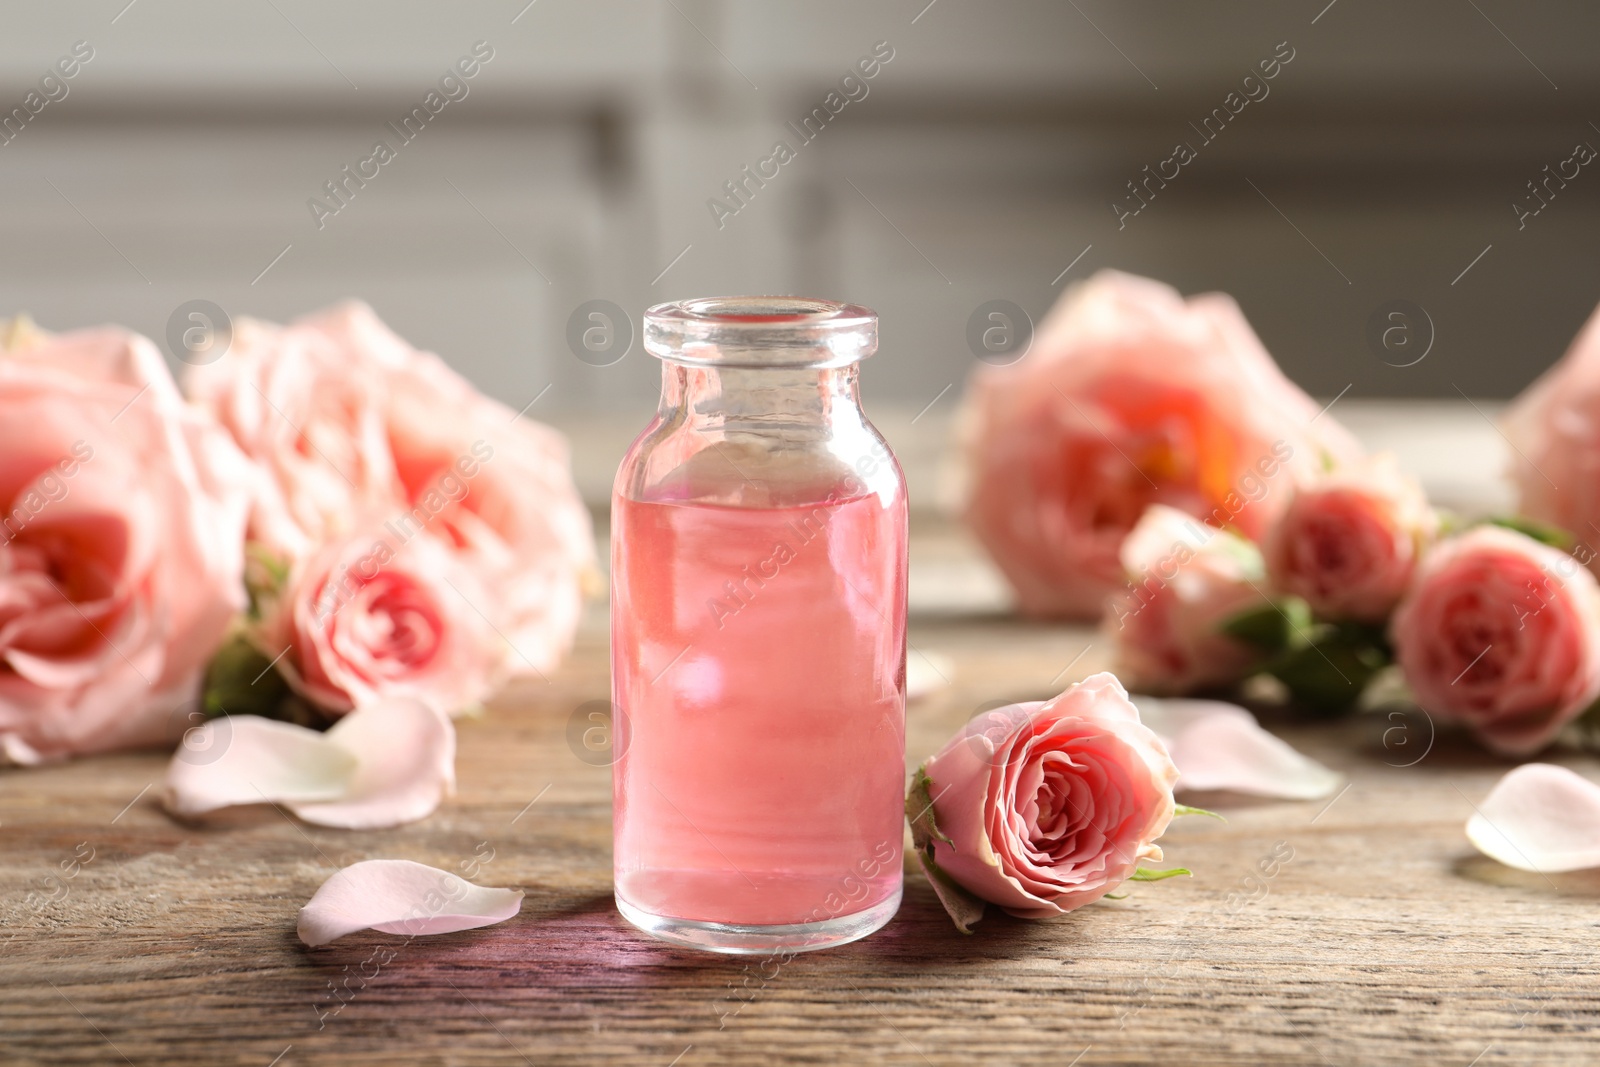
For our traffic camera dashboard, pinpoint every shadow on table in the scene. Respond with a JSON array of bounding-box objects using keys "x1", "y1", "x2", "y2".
[{"x1": 1450, "y1": 853, "x2": 1600, "y2": 896}]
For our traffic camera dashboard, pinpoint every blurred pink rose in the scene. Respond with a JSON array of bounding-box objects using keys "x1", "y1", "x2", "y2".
[
  {"x1": 1105, "y1": 504, "x2": 1268, "y2": 695},
  {"x1": 1264, "y1": 453, "x2": 1435, "y2": 622},
  {"x1": 960, "y1": 270, "x2": 1361, "y2": 619},
  {"x1": 1392, "y1": 526, "x2": 1600, "y2": 756},
  {"x1": 0, "y1": 320, "x2": 249, "y2": 763},
  {"x1": 186, "y1": 301, "x2": 594, "y2": 677},
  {"x1": 918, "y1": 672, "x2": 1178, "y2": 916},
  {"x1": 1504, "y1": 302, "x2": 1600, "y2": 569},
  {"x1": 263, "y1": 530, "x2": 499, "y2": 716}
]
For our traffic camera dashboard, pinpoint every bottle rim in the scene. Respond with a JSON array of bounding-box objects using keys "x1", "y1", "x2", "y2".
[{"x1": 643, "y1": 296, "x2": 877, "y2": 368}]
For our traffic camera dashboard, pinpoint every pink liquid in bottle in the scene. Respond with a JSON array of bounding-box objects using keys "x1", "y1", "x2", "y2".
[{"x1": 611, "y1": 489, "x2": 907, "y2": 932}]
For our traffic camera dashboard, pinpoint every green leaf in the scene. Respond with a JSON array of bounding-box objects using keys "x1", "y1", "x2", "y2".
[
  {"x1": 1128, "y1": 867, "x2": 1192, "y2": 882},
  {"x1": 1173, "y1": 804, "x2": 1224, "y2": 821},
  {"x1": 1220, "y1": 596, "x2": 1313, "y2": 654},
  {"x1": 1483, "y1": 515, "x2": 1575, "y2": 550},
  {"x1": 1266, "y1": 632, "x2": 1389, "y2": 716}
]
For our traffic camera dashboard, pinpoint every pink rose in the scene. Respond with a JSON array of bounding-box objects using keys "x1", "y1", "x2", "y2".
[
  {"x1": 263, "y1": 530, "x2": 499, "y2": 716},
  {"x1": 915, "y1": 672, "x2": 1178, "y2": 918},
  {"x1": 1105, "y1": 504, "x2": 1269, "y2": 695},
  {"x1": 186, "y1": 301, "x2": 594, "y2": 676},
  {"x1": 960, "y1": 270, "x2": 1361, "y2": 619},
  {"x1": 0, "y1": 320, "x2": 249, "y2": 762},
  {"x1": 1504, "y1": 302, "x2": 1600, "y2": 571},
  {"x1": 1391, "y1": 526, "x2": 1600, "y2": 756},
  {"x1": 1264, "y1": 453, "x2": 1436, "y2": 622}
]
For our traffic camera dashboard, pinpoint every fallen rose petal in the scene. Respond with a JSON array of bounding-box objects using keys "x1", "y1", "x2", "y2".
[
  {"x1": 298, "y1": 859, "x2": 524, "y2": 947},
  {"x1": 1466, "y1": 763, "x2": 1600, "y2": 873},
  {"x1": 289, "y1": 698, "x2": 456, "y2": 830},
  {"x1": 163, "y1": 716, "x2": 356, "y2": 817},
  {"x1": 162, "y1": 698, "x2": 454, "y2": 829},
  {"x1": 1133, "y1": 697, "x2": 1342, "y2": 800}
]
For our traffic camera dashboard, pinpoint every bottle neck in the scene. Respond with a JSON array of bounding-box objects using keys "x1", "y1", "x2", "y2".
[{"x1": 658, "y1": 362, "x2": 864, "y2": 430}]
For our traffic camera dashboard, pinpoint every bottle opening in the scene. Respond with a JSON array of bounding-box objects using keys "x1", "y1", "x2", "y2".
[{"x1": 644, "y1": 296, "x2": 877, "y2": 368}]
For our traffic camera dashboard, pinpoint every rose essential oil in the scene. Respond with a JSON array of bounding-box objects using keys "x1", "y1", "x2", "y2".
[{"x1": 611, "y1": 298, "x2": 907, "y2": 953}]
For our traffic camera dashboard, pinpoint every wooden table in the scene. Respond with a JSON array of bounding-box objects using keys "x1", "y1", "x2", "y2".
[{"x1": 5, "y1": 404, "x2": 1598, "y2": 1066}]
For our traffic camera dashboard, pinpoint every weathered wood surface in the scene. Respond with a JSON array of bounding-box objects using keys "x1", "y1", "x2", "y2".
[{"x1": 4, "y1": 519, "x2": 1599, "y2": 1066}]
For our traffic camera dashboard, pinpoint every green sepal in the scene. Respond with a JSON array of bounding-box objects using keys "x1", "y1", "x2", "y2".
[
  {"x1": 905, "y1": 765, "x2": 985, "y2": 933},
  {"x1": 905, "y1": 766, "x2": 953, "y2": 849},
  {"x1": 1103, "y1": 891, "x2": 1129, "y2": 901},
  {"x1": 200, "y1": 631, "x2": 321, "y2": 727},
  {"x1": 1173, "y1": 804, "x2": 1224, "y2": 821},
  {"x1": 912, "y1": 850, "x2": 987, "y2": 934},
  {"x1": 1482, "y1": 515, "x2": 1575, "y2": 550},
  {"x1": 1128, "y1": 867, "x2": 1192, "y2": 882}
]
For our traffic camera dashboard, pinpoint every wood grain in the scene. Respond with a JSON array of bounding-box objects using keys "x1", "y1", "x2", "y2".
[{"x1": 3, "y1": 524, "x2": 1599, "y2": 1066}]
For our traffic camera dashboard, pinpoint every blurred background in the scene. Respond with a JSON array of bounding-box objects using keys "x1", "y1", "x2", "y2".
[{"x1": 3, "y1": 0, "x2": 1598, "y2": 514}]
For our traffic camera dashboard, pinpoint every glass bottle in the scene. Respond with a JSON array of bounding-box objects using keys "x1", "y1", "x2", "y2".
[{"x1": 611, "y1": 297, "x2": 907, "y2": 954}]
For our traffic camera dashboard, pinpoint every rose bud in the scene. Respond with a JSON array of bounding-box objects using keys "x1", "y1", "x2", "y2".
[
  {"x1": 959, "y1": 269, "x2": 1361, "y2": 619},
  {"x1": 1391, "y1": 526, "x2": 1600, "y2": 756},
  {"x1": 1264, "y1": 453, "x2": 1435, "y2": 623},
  {"x1": 1104, "y1": 504, "x2": 1270, "y2": 696},
  {"x1": 908, "y1": 672, "x2": 1181, "y2": 930},
  {"x1": 260, "y1": 530, "x2": 501, "y2": 718},
  {"x1": 1504, "y1": 301, "x2": 1600, "y2": 575}
]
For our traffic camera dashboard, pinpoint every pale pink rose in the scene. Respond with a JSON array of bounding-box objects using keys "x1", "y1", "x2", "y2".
[
  {"x1": 182, "y1": 311, "x2": 399, "y2": 560},
  {"x1": 1264, "y1": 453, "x2": 1436, "y2": 622},
  {"x1": 1504, "y1": 302, "x2": 1600, "y2": 570},
  {"x1": 0, "y1": 321, "x2": 249, "y2": 763},
  {"x1": 1105, "y1": 504, "x2": 1269, "y2": 695},
  {"x1": 919, "y1": 672, "x2": 1178, "y2": 916},
  {"x1": 960, "y1": 269, "x2": 1361, "y2": 619},
  {"x1": 1392, "y1": 526, "x2": 1600, "y2": 756},
  {"x1": 262, "y1": 530, "x2": 500, "y2": 717},
  {"x1": 187, "y1": 301, "x2": 594, "y2": 676}
]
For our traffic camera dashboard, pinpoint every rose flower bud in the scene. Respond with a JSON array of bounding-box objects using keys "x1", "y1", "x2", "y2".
[
  {"x1": 261, "y1": 530, "x2": 501, "y2": 718},
  {"x1": 1264, "y1": 453, "x2": 1436, "y2": 623},
  {"x1": 908, "y1": 672, "x2": 1180, "y2": 929},
  {"x1": 1104, "y1": 504, "x2": 1270, "y2": 696},
  {"x1": 959, "y1": 269, "x2": 1361, "y2": 620},
  {"x1": 1503, "y1": 301, "x2": 1600, "y2": 575},
  {"x1": 1391, "y1": 526, "x2": 1600, "y2": 757}
]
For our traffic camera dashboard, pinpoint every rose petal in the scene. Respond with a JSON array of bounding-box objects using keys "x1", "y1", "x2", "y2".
[
  {"x1": 1132, "y1": 697, "x2": 1342, "y2": 800},
  {"x1": 1466, "y1": 763, "x2": 1600, "y2": 873},
  {"x1": 297, "y1": 859, "x2": 524, "y2": 947},
  {"x1": 162, "y1": 698, "x2": 454, "y2": 828},
  {"x1": 288, "y1": 698, "x2": 456, "y2": 829},
  {"x1": 163, "y1": 716, "x2": 356, "y2": 817}
]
